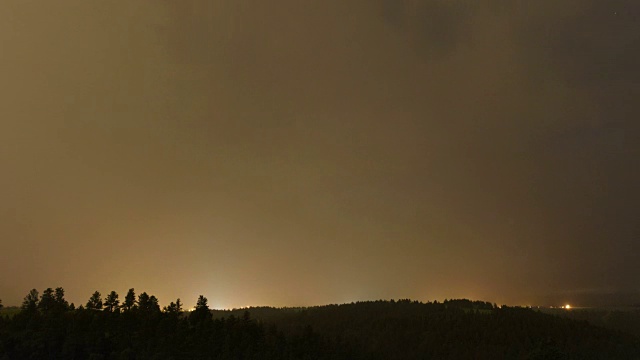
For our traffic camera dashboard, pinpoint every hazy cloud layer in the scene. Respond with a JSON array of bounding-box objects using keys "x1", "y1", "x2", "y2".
[{"x1": 1, "y1": 0, "x2": 638, "y2": 308}]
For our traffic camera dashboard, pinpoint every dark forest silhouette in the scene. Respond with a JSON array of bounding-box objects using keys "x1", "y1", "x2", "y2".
[{"x1": 1, "y1": 289, "x2": 640, "y2": 359}]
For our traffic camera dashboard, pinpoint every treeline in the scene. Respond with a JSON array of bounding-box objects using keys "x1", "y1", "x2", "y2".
[
  {"x1": 214, "y1": 299, "x2": 640, "y2": 359},
  {"x1": 553, "y1": 308, "x2": 640, "y2": 338},
  {"x1": 1, "y1": 290, "x2": 640, "y2": 359},
  {"x1": 1, "y1": 288, "x2": 292, "y2": 359}
]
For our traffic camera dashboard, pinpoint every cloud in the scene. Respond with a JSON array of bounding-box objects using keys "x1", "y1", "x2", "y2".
[
  {"x1": 379, "y1": 0, "x2": 477, "y2": 59},
  {"x1": 0, "y1": 0, "x2": 637, "y2": 307}
]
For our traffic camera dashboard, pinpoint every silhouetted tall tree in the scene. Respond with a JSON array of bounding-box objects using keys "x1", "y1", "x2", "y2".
[
  {"x1": 190, "y1": 295, "x2": 211, "y2": 324},
  {"x1": 149, "y1": 295, "x2": 160, "y2": 313},
  {"x1": 104, "y1": 291, "x2": 119, "y2": 312},
  {"x1": 138, "y1": 292, "x2": 150, "y2": 311},
  {"x1": 122, "y1": 288, "x2": 136, "y2": 311},
  {"x1": 0, "y1": 298, "x2": 3, "y2": 310},
  {"x1": 38, "y1": 288, "x2": 55, "y2": 312},
  {"x1": 137, "y1": 292, "x2": 161, "y2": 314},
  {"x1": 196, "y1": 295, "x2": 208, "y2": 310},
  {"x1": 54, "y1": 287, "x2": 69, "y2": 312},
  {"x1": 21, "y1": 289, "x2": 39, "y2": 313},
  {"x1": 86, "y1": 291, "x2": 103, "y2": 310},
  {"x1": 164, "y1": 299, "x2": 183, "y2": 315}
]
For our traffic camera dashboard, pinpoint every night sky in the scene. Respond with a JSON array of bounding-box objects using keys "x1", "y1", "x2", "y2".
[{"x1": 1, "y1": 0, "x2": 638, "y2": 309}]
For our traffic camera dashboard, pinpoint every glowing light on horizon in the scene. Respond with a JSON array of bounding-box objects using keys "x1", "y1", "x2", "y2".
[{"x1": 564, "y1": 304, "x2": 571, "y2": 309}]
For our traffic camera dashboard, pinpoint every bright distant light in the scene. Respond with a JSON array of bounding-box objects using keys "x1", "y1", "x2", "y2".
[{"x1": 564, "y1": 304, "x2": 571, "y2": 309}]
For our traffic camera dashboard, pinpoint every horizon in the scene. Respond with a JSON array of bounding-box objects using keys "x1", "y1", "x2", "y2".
[{"x1": 3, "y1": 287, "x2": 640, "y2": 310}]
